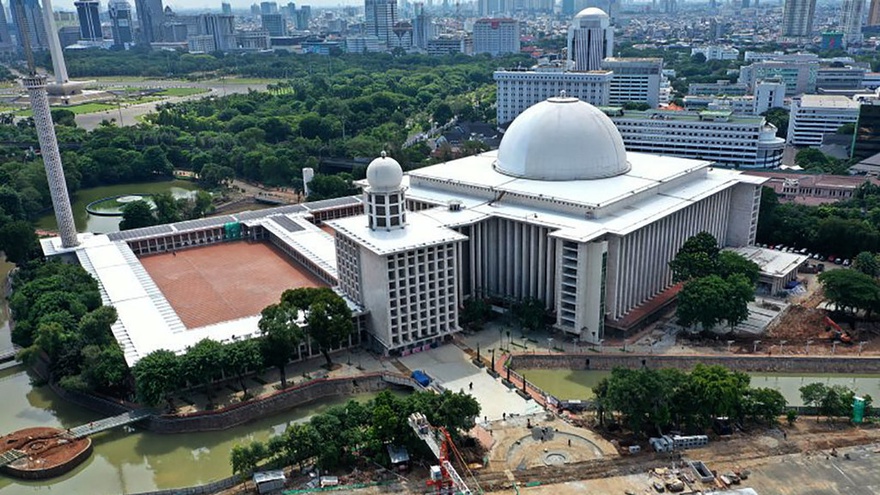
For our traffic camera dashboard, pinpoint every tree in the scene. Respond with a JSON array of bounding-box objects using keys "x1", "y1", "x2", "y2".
[
  {"x1": 432, "y1": 102, "x2": 453, "y2": 124},
  {"x1": 762, "y1": 107, "x2": 789, "y2": 139},
  {"x1": 717, "y1": 251, "x2": 761, "y2": 285},
  {"x1": 230, "y1": 441, "x2": 267, "y2": 477},
  {"x1": 745, "y1": 387, "x2": 786, "y2": 425},
  {"x1": 676, "y1": 275, "x2": 730, "y2": 331},
  {"x1": 820, "y1": 385, "x2": 855, "y2": 421},
  {"x1": 152, "y1": 192, "x2": 181, "y2": 224},
  {"x1": 669, "y1": 232, "x2": 720, "y2": 282},
  {"x1": 0, "y1": 221, "x2": 38, "y2": 264},
  {"x1": 225, "y1": 338, "x2": 263, "y2": 397},
  {"x1": 182, "y1": 338, "x2": 226, "y2": 405},
  {"x1": 81, "y1": 344, "x2": 129, "y2": 393},
  {"x1": 51, "y1": 108, "x2": 77, "y2": 127},
  {"x1": 688, "y1": 364, "x2": 750, "y2": 427},
  {"x1": 77, "y1": 305, "x2": 118, "y2": 346},
  {"x1": 119, "y1": 200, "x2": 156, "y2": 231},
  {"x1": 132, "y1": 349, "x2": 182, "y2": 407},
  {"x1": 853, "y1": 251, "x2": 879, "y2": 277},
  {"x1": 257, "y1": 302, "x2": 302, "y2": 388},
  {"x1": 818, "y1": 269, "x2": 880, "y2": 315},
  {"x1": 800, "y1": 382, "x2": 828, "y2": 419},
  {"x1": 837, "y1": 122, "x2": 856, "y2": 135},
  {"x1": 199, "y1": 164, "x2": 235, "y2": 189},
  {"x1": 460, "y1": 298, "x2": 491, "y2": 330},
  {"x1": 510, "y1": 298, "x2": 547, "y2": 333},
  {"x1": 283, "y1": 288, "x2": 353, "y2": 368}
]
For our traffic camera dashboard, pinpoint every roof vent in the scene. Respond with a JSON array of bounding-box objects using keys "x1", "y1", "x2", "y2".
[{"x1": 448, "y1": 200, "x2": 463, "y2": 212}]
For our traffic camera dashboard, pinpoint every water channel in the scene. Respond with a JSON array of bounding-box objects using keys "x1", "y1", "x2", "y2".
[
  {"x1": 519, "y1": 369, "x2": 880, "y2": 407},
  {"x1": 36, "y1": 180, "x2": 200, "y2": 233}
]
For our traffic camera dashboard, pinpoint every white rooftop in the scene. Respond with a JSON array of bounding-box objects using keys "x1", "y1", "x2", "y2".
[
  {"x1": 730, "y1": 246, "x2": 808, "y2": 278},
  {"x1": 799, "y1": 94, "x2": 860, "y2": 109},
  {"x1": 329, "y1": 210, "x2": 467, "y2": 256}
]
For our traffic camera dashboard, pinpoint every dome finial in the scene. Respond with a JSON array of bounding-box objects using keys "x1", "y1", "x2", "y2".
[
  {"x1": 560, "y1": 89, "x2": 567, "y2": 98},
  {"x1": 380, "y1": 150, "x2": 387, "y2": 158}
]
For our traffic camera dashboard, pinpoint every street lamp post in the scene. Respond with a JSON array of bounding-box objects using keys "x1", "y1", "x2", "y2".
[
  {"x1": 598, "y1": 339, "x2": 605, "y2": 354},
  {"x1": 832, "y1": 342, "x2": 839, "y2": 355},
  {"x1": 805, "y1": 339, "x2": 813, "y2": 354},
  {"x1": 547, "y1": 337, "x2": 553, "y2": 353},
  {"x1": 753, "y1": 340, "x2": 761, "y2": 353},
  {"x1": 490, "y1": 348, "x2": 495, "y2": 371},
  {"x1": 780, "y1": 340, "x2": 787, "y2": 355},
  {"x1": 726, "y1": 340, "x2": 735, "y2": 353},
  {"x1": 859, "y1": 341, "x2": 867, "y2": 355}
]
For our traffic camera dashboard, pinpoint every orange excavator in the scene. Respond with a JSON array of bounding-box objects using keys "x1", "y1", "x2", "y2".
[{"x1": 822, "y1": 315, "x2": 853, "y2": 344}]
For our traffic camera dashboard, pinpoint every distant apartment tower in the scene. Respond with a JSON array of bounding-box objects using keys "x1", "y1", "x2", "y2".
[
  {"x1": 109, "y1": 0, "x2": 133, "y2": 46},
  {"x1": 494, "y1": 67, "x2": 611, "y2": 123},
  {"x1": 870, "y1": 0, "x2": 880, "y2": 27},
  {"x1": 477, "y1": 0, "x2": 508, "y2": 16},
  {"x1": 561, "y1": 0, "x2": 575, "y2": 15},
  {"x1": 472, "y1": 18, "x2": 518, "y2": 56},
  {"x1": 841, "y1": 0, "x2": 864, "y2": 46},
  {"x1": 600, "y1": 57, "x2": 664, "y2": 108},
  {"x1": 236, "y1": 29, "x2": 270, "y2": 50},
  {"x1": 780, "y1": 0, "x2": 816, "y2": 42},
  {"x1": 260, "y1": 1, "x2": 277, "y2": 14},
  {"x1": 11, "y1": 0, "x2": 49, "y2": 51},
  {"x1": 294, "y1": 5, "x2": 310, "y2": 30},
  {"x1": 567, "y1": 8, "x2": 613, "y2": 71},
  {"x1": 135, "y1": 0, "x2": 164, "y2": 43},
  {"x1": 221, "y1": 1, "x2": 232, "y2": 14},
  {"x1": 412, "y1": 3, "x2": 432, "y2": 49},
  {"x1": 787, "y1": 95, "x2": 860, "y2": 147},
  {"x1": 365, "y1": 0, "x2": 396, "y2": 43},
  {"x1": 262, "y1": 12, "x2": 287, "y2": 36},
  {"x1": 74, "y1": 0, "x2": 102, "y2": 41},
  {"x1": 738, "y1": 60, "x2": 818, "y2": 96}
]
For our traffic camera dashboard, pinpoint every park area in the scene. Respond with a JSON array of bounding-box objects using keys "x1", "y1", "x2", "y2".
[{"x1": 140, "y1": 241, "x2": 326, "y2": 328}]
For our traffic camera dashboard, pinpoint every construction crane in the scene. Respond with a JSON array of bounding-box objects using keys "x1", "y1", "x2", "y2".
[{"x1": 408, "y1": 412, "x2": 476, "y2": 495}]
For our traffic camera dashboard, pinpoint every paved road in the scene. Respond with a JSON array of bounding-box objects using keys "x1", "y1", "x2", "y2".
[{"x1": 74, "y1": 79, "x2": 272, "y2": 130}]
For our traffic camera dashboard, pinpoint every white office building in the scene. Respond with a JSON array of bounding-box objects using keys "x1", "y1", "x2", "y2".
[
  {"x1": 690, "y1": 45, "x2": 740, "y2": 61},
  {"x1": 738, "y1": 60, "x2": 818, "y2": 96},
  {"x1": 472, "y1": 18, "x2": 519, "y2": 56},
  {"x1": 604, "y1": 108, "x2": 785, "y2": 169},
  {"x1": 601, "y1": 57, "x2": 664, "y2": 108},
  {"x1": 494, "y1": 67, "x2": 612, "y2": 123},
  {"x1": 754, "y1": 78, "x2": 787, "y2": 115},
  {"x1": 567, "y1": 7, "x2": 613, "y2": 71},
  {"x1": 787, "y1": 95, "x2": 860, "y2": 147}
]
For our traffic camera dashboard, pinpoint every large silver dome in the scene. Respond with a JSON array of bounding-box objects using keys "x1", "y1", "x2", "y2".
[{"x1": 495, "y1": 96, "x2": 630, "y2": 181}]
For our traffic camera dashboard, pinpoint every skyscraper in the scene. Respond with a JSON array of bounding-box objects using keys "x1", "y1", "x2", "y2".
[
  {"x1": 841, "y1": 0, "x2": 864, "y2": 45},
  {"x1": 869, "y1": 0, "x2": 880, "y2": 26},
  {"x1": 294, "y1": 5, "x2": 309, "y2": 30},
  {"x1": 365, "y1": 0, "x2": 396, "y2": 44},
  {"x1": 197, "y1": 13, "x2": 234, "y2": 51},
  {"x1": 221, "y1": 1, "x2": 231, "y2": 14},
  {"x1": 11, "y1": 0, "x2": 48, "y2": 51},
  {"x1": 260, "y1": 1, "x2": 277, "y2": 14},
  {"x1": 261, "y1": 12, "x2": 287, "y2": 36},
  {"x1": 567, "y1": 8, "x2": 613, "y2": 71},
  {"x1": 135, "y1": 0, "x2": 164, "y2": 44},
  {"x1": 74, "y1": 0, "x2": 102, "y2": 41},
  {"x1": 109, "y1": 0, "x2": 133, "y2": 47},
  {"x1": 412, "y1": 2, "x2": 432, "y2": 49},
  {"x1": 0, "y1": 0, "x2": 15, "y2": 53},
  {"x1": 780, "y1": 0, "x2": 817, "y2": 41}
]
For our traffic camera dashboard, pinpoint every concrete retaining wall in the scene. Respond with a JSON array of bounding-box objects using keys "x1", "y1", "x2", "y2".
[{"x1": 509, "y1": 354, "x2": 880, "y2": 374}]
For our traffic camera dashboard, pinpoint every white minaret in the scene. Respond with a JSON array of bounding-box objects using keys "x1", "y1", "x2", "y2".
[
  {"x1": 40, "y1": 0, "x2": 69, "y2": 87},
  {"x1": 23, "y1": 74, "x2": 78, "y2": 247},
  {"x1": 567, "y1": 8, "x2": 614, "y2": 71},
  {"x1": 364, "y1": 151, "x2": 406, "y2": 231}
]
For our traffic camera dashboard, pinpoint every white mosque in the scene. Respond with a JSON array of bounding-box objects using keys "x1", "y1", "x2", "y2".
[
  {"x1": 42, "y1": 95, "x2": 766, "y2": 363},
  {"x1": 333, "y1": 95, "x2": 766, "y2": 352}
]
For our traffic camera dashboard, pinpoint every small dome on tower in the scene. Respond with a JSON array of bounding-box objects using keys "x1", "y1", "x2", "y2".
[{"x1": 366, "y1": 151, "x2": 403, "y2": 192}]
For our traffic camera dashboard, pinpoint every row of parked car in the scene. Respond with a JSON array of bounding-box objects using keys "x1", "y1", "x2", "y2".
[{"x1": 757, "y1": 244, "x2": 851, "y2": 266}]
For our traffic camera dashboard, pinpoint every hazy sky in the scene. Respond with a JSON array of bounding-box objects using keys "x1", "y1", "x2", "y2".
[{"x1": 51, "y1": 0, "x2": 362, "y2": 12}]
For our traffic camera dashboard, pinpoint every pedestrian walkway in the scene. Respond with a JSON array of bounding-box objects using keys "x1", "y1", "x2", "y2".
[
  {"x1": 398, "y1": 344, "x2": 542, "y2": 421},
  {"x1": 66, "y1": 409, "x2": 152, "y2": 439}
]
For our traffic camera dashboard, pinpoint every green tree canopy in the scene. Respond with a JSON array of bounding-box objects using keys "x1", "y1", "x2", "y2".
[
  {"x1": 282, "y1": 288, "x2": 353, "y2": 368},
  {"x1": 133, "y1": 349, "x2": 182, "y2": 407},
  {"x1": 257, "y1": 302, "x2": 303, "y2": 388}
]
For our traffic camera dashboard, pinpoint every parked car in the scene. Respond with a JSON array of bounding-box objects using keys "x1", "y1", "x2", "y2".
[
  {"x1": 843, "y1": 259, "x2": 851, "y2": 267},
  {"x1": 834, "y1": 258, "x2": 843, "y2": 265}
]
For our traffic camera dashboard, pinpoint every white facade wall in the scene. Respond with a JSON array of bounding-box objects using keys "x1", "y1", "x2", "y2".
[
  {"x1": 567, "y1": 13, "x2": 613, "y2": 71},
  {"x1": 494, "y1": 69, "x2": 611, "y2": 123},
  {"x1": 691, "y1": 45, "x2": 740, "y2": 61},
  {"x1": 609, "y1": 112, "x2": 782, "y2": 168},
  {"x1": 787, "y1": 96, "x2": 860, "y2": 146},
  {"x1": 473, "y1": 18, "x2": 519, "y2": 55},
  {"x1": 601, "y1": 58, "x2": 663, "y2": 107},
  {"x1": 754, "y1": 79, "x2": 786, "y2": 115}
]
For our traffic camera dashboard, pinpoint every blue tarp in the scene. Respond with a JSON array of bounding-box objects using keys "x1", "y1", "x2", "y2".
[{"x1": 411, "y1": 370, "x2": 431, "y2": 387}]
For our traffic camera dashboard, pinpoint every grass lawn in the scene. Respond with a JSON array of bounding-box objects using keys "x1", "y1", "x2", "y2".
[
  {"x1": 204, "y1": 77, "x2": 280, "y2": 85},
  {"x1": 157, "y1": 87, "x2": 210, "y2": 97},
  {"x1": 65, "y1": 102, "x2": 118, "y2": 114}
]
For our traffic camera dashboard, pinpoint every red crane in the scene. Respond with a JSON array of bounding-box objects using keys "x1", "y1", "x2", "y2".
[{"x1": 408, "y1": 413, "x2": 476, "y2": 495}]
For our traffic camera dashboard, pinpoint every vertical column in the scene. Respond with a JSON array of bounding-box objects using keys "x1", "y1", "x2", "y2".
[{"x1": 24, "y1": 75, "x2": 77, "y2": 248}]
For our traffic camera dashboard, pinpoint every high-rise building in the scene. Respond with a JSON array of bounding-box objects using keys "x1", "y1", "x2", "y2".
[
  {"x1": 261, "y1": 12, "x2": 287, "y2": 36},
  {"x1": 294, "y1": 5, "x2": 309, "y2": 30},
  {"x1": 365, "y1": 0, "x2": 395, "y2": 43},
  {"x1": 412, "y1": 2, "x2": 432, "y2": 49},
  {"x1": 567, "y1": 7, "x2": 613, "y2": 71},
  {"x1": 221, "y1": 2, "x2": 231, "y2": 14},
  {"x1": 869, "y1": 0, "x2": 880, "y2": 26},
  {"x1": 841, "y1": 0, "x2": 864, "y2": 46},
  {"x1": 0, "y1": 0, "x2": 15, "y2": 53},
  {"x1": 135, "y1": 0, "x2": 164, "y2": 43},
  {"x1": 74, "y1": 0, "x2": 102, "y2": 41},
  {"x1": 494, "y1": 66, "x2": 611, "y2": 123},
  {"x1": 787, "y1": 95, "x2": 860, "y2": 147},
  {"x1": 780, "y1": 0, "x2": 816, "y2": 42},
  {"x1": 561, "y1": 0, "x2": 575, "y2": 15},
  {"x1": 109, "y1": 0, "x2": 133, "y2": 47},
  {"x1": 600, "y1": 57, "x2": 664, "y2": 107},
  {"x1": 196, "y1": 13, "x2": 235, "y2": 51},
  {"x1": 11, "y1": 0, "x2": 49, "y2": 51},
  {"x1": 472, "y1": 18, "x2": 518, "y2": 56},
  {"x1": 260, "y1": 1, "x2": 277, "y2": 14}
]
